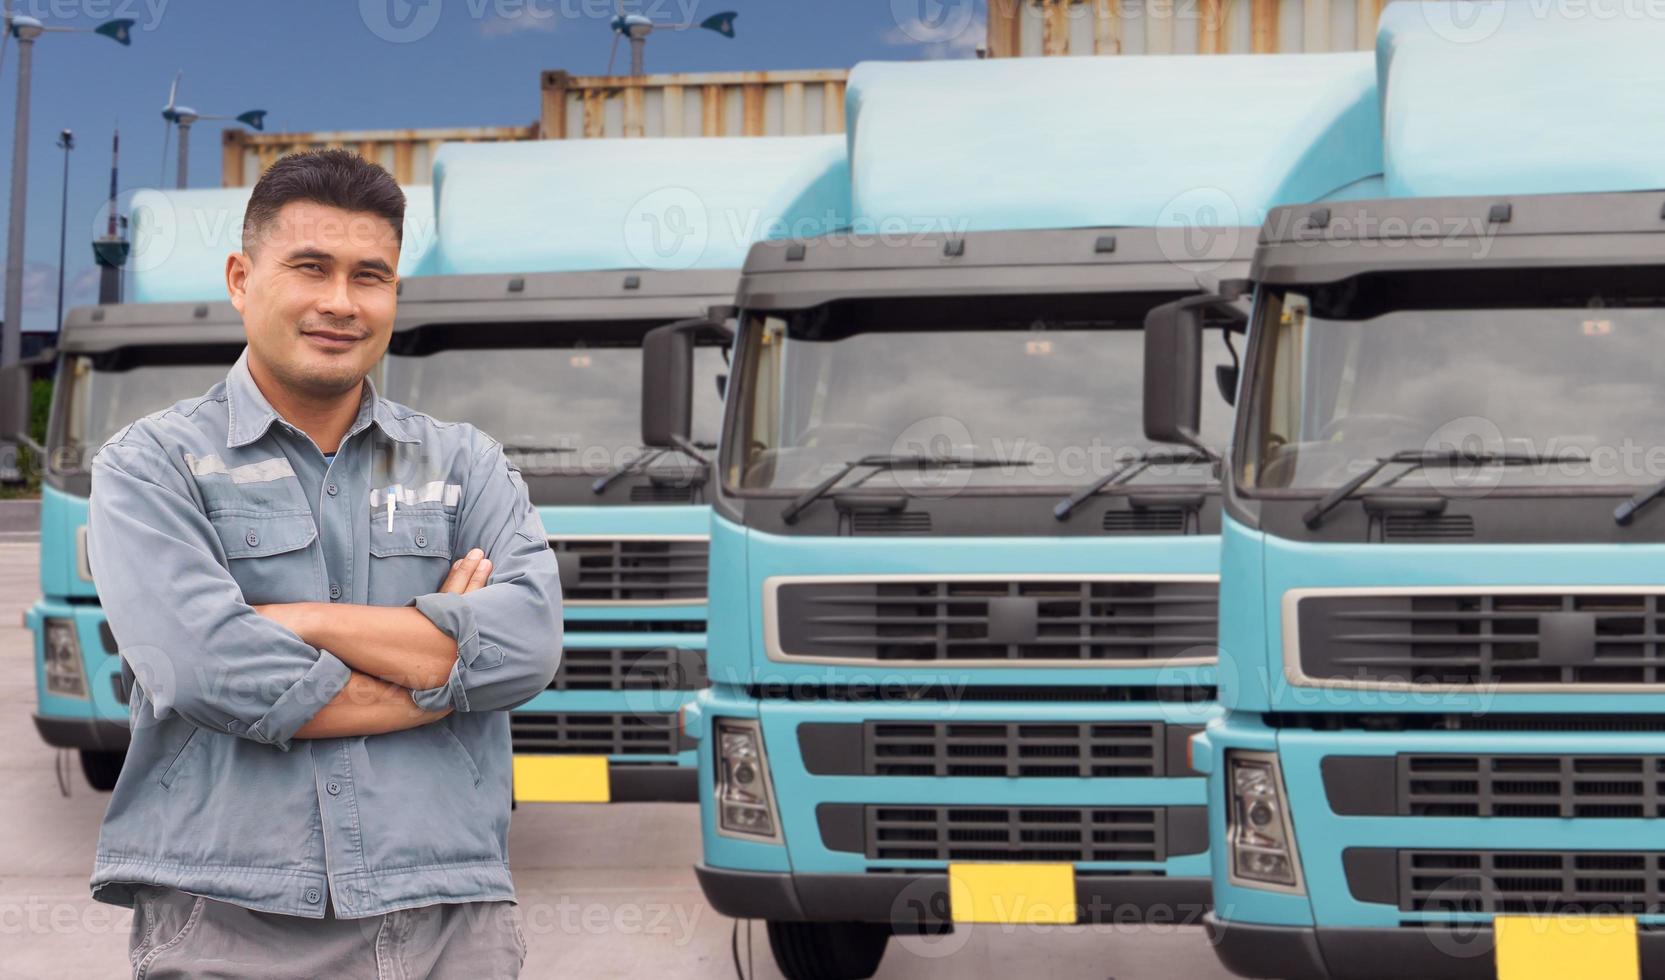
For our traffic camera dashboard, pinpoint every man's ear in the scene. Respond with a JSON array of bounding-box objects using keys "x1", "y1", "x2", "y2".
[{"x1": 225, "y1": 251, "x2": 251, "y2": 313}]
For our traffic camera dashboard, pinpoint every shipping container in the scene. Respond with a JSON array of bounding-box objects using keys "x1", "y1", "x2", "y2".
[
  {"x1": 986, "y1": 0, "x2": 1397, "y2": 56},
  {"x1": 221, "y1": 125, "x2": 537, "y2": 187},
  {"x1": 538, "y1": 69, "x2": 848, "y2": 139}
]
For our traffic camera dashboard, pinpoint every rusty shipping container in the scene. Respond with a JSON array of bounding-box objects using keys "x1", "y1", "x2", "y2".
[
  {"x1": 538, "y1": 69, "x2": 848, "y2": 139},
  {"x1": 986, "y1": 0, "x2": 1399, "y2": 56},
  {"x1": 222, "y1": 125, "x2": 537, "y2": 187}
]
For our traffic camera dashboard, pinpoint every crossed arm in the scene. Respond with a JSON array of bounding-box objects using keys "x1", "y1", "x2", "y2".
[{"x1": 261, "y1": 550, "x2": 494, "y2": 740}]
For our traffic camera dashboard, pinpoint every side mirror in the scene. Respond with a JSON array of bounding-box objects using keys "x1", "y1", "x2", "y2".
[
  {"x1": 0, "y1": 362, "x2": 32, "y2": 444},
  {"x1": 1215, "y1": 364, "x2": 1239, "y2": 407},
  {"x1": 642, "y1": 316, "x2": 732, "y2": 450},
  {"x1": 1143, "y1": 296, "x2": 1210, "y2": 447}
]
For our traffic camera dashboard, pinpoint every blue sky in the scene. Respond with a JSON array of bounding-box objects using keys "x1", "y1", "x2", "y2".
[{"x1": 0, "y1": 0, "x2": 987, "y2": 332}]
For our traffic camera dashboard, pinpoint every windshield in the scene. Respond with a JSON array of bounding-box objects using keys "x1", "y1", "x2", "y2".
[
  {"x1": 1240, "y1": 282, "x2": 1665, "y2": 492},
  {"x1": 382, "y1": 340, "x2": 725, "y2": 473},
  {"x1": 57, "y1": 353, "x2": 231, "y2": 459},
  {"x1": 725, "y1": 293, "x2": 1236, "y2": 492}
]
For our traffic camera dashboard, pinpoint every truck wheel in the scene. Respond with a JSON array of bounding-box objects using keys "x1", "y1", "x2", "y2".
[
  {"x1": 765, "y1": 921, "x2": 889, "y2": 980},
  {"x1": 79, "y1": 750, "x2": 124, "y2": 791}
]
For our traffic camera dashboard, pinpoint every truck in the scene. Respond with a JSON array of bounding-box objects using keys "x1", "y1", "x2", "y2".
[
  {"x1": 28, "y1": 186, "x2": 435, "y2": 789},
  {"x1": 673, "y1": 53, "x2": 1384, "y2": 979},
  {"x1": 376, "y1": 135, "x2": 849, "y2": 803},
  {"x1": 1144, "y1": 6, "x2": 1665, "y2": 978}
]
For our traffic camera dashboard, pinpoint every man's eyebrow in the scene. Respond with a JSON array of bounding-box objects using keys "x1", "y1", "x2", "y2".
[{"x1": 280, "y1": 248, "x2": 395, "y2": 276}]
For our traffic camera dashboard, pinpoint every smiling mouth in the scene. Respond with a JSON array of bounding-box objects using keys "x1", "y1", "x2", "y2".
[{"x1": 302, "y1": 329, "x2": 365, "y2": 348}]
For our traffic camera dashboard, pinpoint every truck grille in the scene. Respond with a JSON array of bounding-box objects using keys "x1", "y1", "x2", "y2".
[
  {"x1": 867, "y1": 721, "x2": 1167, "y2": 778},
  {"x1": 1294, "y1": 591, "x2": 1665, "y2": 687},
  {"x1": 1323, "y1": 754, "x2": 1665, "y2": 818},
  {"x1": 549, "y1": 648, "x2": 708, "y2": 691},
  {"x1": 549, "y1": 537, "x2": 707, "y2": 604},
  {"x1": 1400, "y1": 850, "x2": 1665, "y2": 915},
  {"x1": 510, "y1": 712, "x2": 682, "y2": 756},
  {"x1": 867, "y1": 805, "x2": 1170, "y2": 863},
  {"x1": 772, "y1": 577, "x2": 1218, "y2": 664}
]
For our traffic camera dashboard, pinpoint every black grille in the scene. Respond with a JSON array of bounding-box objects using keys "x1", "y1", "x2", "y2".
[
  {"x1": 1297, "y1": 592, "x2": 1665, "y2": 686},
  {"x1": 867, "y1": 721, "x2": 1165, "y2": 777},
  {"x1": 850, "y1": 511, "x2": 932, "y2": 535},
  {"x1": 1400, "y1": 850, "x2": 1665, "y2": 915},
  {"x1": 550, "y1": 537, "x2": 708, "y2": 603},
  {"x1": 549, "y1": 648, "x2": 707, "y2": 691},
  {"x1": 1102, "y1": 509, "x2": 1187, "y2": 535},
  {"x1": 629, "y1": 484, "x2": 697, "y2": 504},
  {"x1": 510, "y1": 712, "x2": 682, "y2": 756},
  {"x1": 867, "y1": 805, "x2": 1168, "y2": 863},
  {"x1": 1403, "y1": 755, "x2": 1665, "y2": 819},
  {"x1": 775, "y1": 579, "x2": 1218, "y2": 663},
  {"x1": 1382, "y1": 514, "x2": 1475, "y2": 541}
]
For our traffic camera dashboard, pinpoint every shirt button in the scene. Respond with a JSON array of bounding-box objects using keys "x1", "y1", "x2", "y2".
[
  {"x1": 414, "y1": 532, "x2": 427, "y2": 548},
  {"x1": 304, "y1": 887, "x2": 321, "y2": 904},
  {"x1": 329, "y1": 584, "x2": 341, "y2": 600},
  {"x1": 326, "y1": 483, "x2": 338, "y2": 496},
  {"x1": 245, "y1": 529, "x2": 259, "y2": 547},
  {"x1": 326, "y1": 780, "x2": 341, "y2": 795}
]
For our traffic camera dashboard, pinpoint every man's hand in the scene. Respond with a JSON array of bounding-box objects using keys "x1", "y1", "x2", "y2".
[{"x1": 439, "y1": 548, "x2": 493, "y2": 595}]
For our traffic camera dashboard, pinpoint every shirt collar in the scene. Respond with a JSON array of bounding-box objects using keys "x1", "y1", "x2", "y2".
[{"x1": 225, "y1": 348, "x2": 421, "y2": 449}]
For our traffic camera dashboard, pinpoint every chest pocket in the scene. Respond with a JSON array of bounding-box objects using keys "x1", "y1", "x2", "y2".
[
  {"x1": 368, "y1": 509, "x2": 455, "y2": 606},
  {"x1": 208, "y1": 511, "x2": 320, "y2": 606}
]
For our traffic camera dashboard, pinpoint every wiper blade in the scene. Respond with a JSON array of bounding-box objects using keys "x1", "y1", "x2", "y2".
[
  {"x1": 780, "y1": 453, "x2": 1004, "y2": 525},
  {"x1": 1053, "y1": 448, "x2": 1213, "y2": 521},
  {"x1": 1615, "y1": 478, "x2": 1665, "y2": 525},
  {"x1": 1302, "y1": 449, "x2": 1564, "y2": 529},
  {"x1": 590, "y1": 447, "x2": 670, "y2": 494}
]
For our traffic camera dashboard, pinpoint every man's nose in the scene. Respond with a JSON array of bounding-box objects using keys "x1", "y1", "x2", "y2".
[{"x1": 316, "y1": 273, "x2": 355, "y2": 318}]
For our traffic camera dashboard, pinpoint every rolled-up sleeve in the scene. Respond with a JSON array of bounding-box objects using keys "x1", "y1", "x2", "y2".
[
  {"x1": 409, "y1": 442, "x2": 562, "y2": 713},
  {"x1": 88, "y1": 431, "x2": 351, "y2": 750}
]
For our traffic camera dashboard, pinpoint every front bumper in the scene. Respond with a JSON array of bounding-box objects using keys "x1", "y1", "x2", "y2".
[
  {"x1": 32, "y1": 713, "x2": 129, "y2": 752},
  {"x1": 1207, "y1": 915, "x2": 1665, "y2": 980},
  {"x1": 696, "y1": 865, "x2": 1209, "y2": 926}
]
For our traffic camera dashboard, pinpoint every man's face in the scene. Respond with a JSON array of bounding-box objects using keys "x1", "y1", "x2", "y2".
[{"x1": 227, "y1": 200, "x2": 400, "y2": 399}]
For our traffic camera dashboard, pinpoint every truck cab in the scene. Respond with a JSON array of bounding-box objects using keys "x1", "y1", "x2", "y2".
[
  {"x1": 378, "y1": 136, "x2": 848, "y2": 803},
  {"x1": 683, "y1": 54, "x2": 1383, "y2": 980},
  {"x1": 1148, "y1": 6, "x2": 1665, "y2": 978}
]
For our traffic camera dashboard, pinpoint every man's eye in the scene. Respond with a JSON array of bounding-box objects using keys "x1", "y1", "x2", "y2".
[{"x1": 298, "y1": 263, "x2": 324, "y2": 273}]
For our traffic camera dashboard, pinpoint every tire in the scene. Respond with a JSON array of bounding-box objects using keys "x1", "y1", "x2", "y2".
[
  {"x1": 80, "y1": 749, "x2": 124, "y2": 791},
  {"x1": 766, "y1": 920, "x2": 890, "y2": 980}
]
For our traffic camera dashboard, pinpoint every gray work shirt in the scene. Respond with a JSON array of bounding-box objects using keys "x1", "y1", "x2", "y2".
[{"x1": 86, "y1": 350, "x2": 563, "y2": 919}]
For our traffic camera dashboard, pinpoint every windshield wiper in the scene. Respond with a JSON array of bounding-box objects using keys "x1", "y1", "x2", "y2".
[
  {"x1": 1615, "y1": 478, "x2": 1665, "y2": 525},
  {"x1": 1302, "y1": 449, "x2": 1566, "y2": 529},
  {"x1": 590, "y1": 447, "x2": 670, "y2": 494},
  {"x1": 1053, "y1": 448, "x2": 1214, "y2": 521},
  {"x1": 780, "y1": 453, "x2": 1004, "y2": 525}
]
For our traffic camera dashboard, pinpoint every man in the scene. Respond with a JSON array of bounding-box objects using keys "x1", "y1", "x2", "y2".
[{"x1": 87, "y1": 149, "x2": 562, "y2": 978}]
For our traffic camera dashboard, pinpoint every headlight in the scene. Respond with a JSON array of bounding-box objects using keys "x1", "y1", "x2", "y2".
[
  {"x1": 715, "y1": 719, "x2": 781, "y2": 841},
  {"x1": 42, "y1": 617, "x2": 87, "y2": 698},
  {"x1": 1227, "y1": 750, "x2": 1304, "y2": 892}
]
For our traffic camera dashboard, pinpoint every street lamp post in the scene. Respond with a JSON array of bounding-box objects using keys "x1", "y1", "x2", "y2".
[{"x1": 54, "y1": 128, "x2": 71, "y2": 337}]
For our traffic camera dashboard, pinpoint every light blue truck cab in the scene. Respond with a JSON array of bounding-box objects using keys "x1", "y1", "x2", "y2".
[
  {"x1": 678, "y1": 54, "x2": 1383, "y2": 979},
  {"x1": 28, "y1": 186, "x2": 437, "y2": 789},
  {"x1": 1144, "y1": 6, "x2": 1665, "y2": 978},
  {"x1": 378, "y1": 136, "x2": 849, "y2": 804}
]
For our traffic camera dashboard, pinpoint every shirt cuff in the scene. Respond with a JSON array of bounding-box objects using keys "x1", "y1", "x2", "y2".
[
  {"x1": 408, "y1": 592, "x2": 486, "y2": 714},
  {"x1": 248, "y1": 649, "x2": 352, "y2": 750}
]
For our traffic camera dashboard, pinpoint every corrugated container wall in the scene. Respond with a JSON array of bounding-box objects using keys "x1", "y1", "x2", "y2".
[
  {"x1": 222, "y1": 126, "x2": 536, "y2": 187},
  {"x1": 986, "y1": 0, "x2": 1401, "y2": 56},
  {"x1": 538, "y1": 70, "x2": 848, "y2": 139}
]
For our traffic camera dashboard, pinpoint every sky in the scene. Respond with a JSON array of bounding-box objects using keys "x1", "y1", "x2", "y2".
[{"x1": 0, "y1": 0, "x2": 988, "y2": 332}]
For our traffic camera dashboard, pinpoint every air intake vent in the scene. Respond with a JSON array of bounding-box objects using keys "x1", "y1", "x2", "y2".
[
  {"x1": 510, "y1": 712, "x2": 684, "y2": 756},
  {"x1": 1401, "y1": 754, "x2": 1665, "y2": 819},
  {"x1": 1102, "y1": 509, "x2": 1187, "y2": 535},
  {"x1": 549, "y1": 537, "x2": 709, "y2": 603},
  {"x1": 850, "y1": 511, "x2": 931, "y2": 535},
  {"x1": 629, "y1": 484, "x2": 696, "y2": 504},
  {"x1": 866, "y1": 721, "x2": 1164, "y2": 778},
  {"x1": 1395, "y1": 849, "x2": 1665, "y2": 915},
  {"x1": 774, "y1": 577, "x2": 1219, "y2": 664},
  {"x1": 549, "y1": 648, "x2": 708, "y2": 691},
  {"x1": 1296, "y1": 591, "x2": 1665, "y2": 687},
  {"x1": 865, "y1": 805, "x2": 1173, "y2": 863},
  {"x1": 1382, "y1": 514, "x2": 1475, "y2": 540}
]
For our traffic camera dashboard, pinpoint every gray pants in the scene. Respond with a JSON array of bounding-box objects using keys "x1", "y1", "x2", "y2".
[{"x1": 126, "y1": 886, "x2": 526, "y2": 979}]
